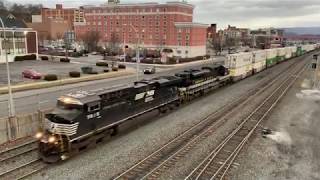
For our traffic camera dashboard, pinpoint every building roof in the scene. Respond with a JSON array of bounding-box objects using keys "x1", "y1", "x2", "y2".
[
  {"x1": 175, "y1": 22, "x2": 208, "y2": 28},
  {"x1": 0, "y1": 14, "x2": 27, "y2": 29},
  {"x1": 84, "y1": 1, "x2": 194, "y2": 9}
]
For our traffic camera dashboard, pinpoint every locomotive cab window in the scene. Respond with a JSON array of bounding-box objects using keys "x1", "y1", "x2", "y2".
[{"x1": 87, "y1": 102, "x2": 101, "y2": 112}]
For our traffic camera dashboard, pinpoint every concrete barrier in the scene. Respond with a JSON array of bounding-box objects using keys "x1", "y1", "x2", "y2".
[
  {"x1": 0, "y1": 109, "x2": 52, "y2": 145},
  {"x1": 0, "y1": 118, "x2": 9, "y2": 144},
  {"x1": 0, "y1": 69, "x2": 134, "y2": 94}
]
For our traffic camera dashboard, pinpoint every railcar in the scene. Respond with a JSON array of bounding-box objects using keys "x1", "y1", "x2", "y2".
[
  {"x1": 283, "y1": 47, "x2": 292, "y2": 59},
  {"x1": 176, "y1": 65, "x2": 230, "y2": 101},
  {"x1": 276, "y1": 48, "x2": 286, "y2": 63},
  {"x1": 226, "y1": 52, "x2": 253, "y2": 81},
  {"x1": 266, "y1": 49, "x2": 278, "y2": 67},
  {"x1": 38, "y1": 76, "x2": 182, "y2": 162},
  {"x1": 289, "y1": 46, "x2": 298, "y2": 58},
  {"x1": 252, "y1": 50, "x2": 267, "y2": 73}
]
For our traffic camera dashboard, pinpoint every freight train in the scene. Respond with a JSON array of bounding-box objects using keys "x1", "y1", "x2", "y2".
[{"x1": 36, "y1": 44, "x2": 319, "y2": 162}]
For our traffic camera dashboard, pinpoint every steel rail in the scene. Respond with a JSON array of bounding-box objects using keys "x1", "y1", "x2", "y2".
[
  {"x1": 186, "y1": 60, "x2": 307, "y2": 180},
  {"x1": 113, "y1": 57, "x2": 303, "y2": 180}
]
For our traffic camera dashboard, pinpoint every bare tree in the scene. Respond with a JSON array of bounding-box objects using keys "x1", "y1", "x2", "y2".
[
  {"x1": 208, "y1": 36, "x2": 224, "y2": 56},
  {"x1": 55, "y1": 32, "x2": 63, "y2": 40},
  {"x1": 109, "y1": 32, "x2": 120, "y2": 55},
  {"x1": 80, "y1": 31, "x2": 101, "y2": 52},
  {"x1": 46, "y1": 33, "x2": 52, "y2": 43}
]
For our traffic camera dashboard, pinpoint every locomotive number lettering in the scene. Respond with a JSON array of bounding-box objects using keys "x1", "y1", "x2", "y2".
[{"x1": 87, "y1": 112, "x2": 101, "y2": 119}]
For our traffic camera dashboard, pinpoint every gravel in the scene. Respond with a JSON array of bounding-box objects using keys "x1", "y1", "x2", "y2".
[
  {"x1": 28, "y1": 57, "x2": 301, "y2": 180},
  {"x1": 228, "y1": 64, "x2": 320, "y2": 180},
  {"x1": 0, "y1": 150, "x2": 38, "y2": 175},
  {"x1": 158, "y1": 59, "x2": 301, "y2": 179}
]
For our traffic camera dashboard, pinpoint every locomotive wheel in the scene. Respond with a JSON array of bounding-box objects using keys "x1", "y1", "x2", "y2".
[
  {"x1": 159, "y1": 106, "x2": 168, "y2": 114},
  {"x1": 110, "y1": 126, "x2": 119, "y2": 136},
  {"x1": 169, "y1": 104, "x2": 175, "y2": 110},
  {"x1": 87, "y1": 139, "x2": 97, "y2": 149}
]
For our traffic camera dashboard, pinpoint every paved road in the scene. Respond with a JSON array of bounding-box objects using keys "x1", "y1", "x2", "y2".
[{"x1": 0, "y1": 57, "x2": 225, "y2": 118}]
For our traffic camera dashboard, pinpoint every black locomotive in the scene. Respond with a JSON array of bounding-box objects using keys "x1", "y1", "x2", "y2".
[{"x1": 36, "y1": 64, "x2": 229, "y2": 162}]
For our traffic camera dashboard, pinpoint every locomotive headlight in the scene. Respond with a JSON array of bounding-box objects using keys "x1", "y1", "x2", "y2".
[
  {"x1": 48, "y1": 136, "x2": 56, "y2": 143},
  {"x1": 35, "y1": 132, "x2": 43, "y2": 139}
]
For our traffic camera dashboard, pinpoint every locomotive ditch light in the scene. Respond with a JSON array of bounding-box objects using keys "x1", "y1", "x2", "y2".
[
  {"x1": 48, "y1": 136, "x2": 56, "y2": 143},
  {"x1": 35, "y1": 132, "x2": 43, "y2": 139}
]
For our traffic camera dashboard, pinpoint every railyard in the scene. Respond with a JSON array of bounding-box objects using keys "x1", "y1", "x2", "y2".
[
  {"x1": 0, "y1": 49, "x2": 314, "y2": 179},
  {"x1": 1, "y1": 0, "x2": 320, "y2": 179}
]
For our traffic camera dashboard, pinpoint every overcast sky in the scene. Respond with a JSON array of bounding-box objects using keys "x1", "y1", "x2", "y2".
[{"x1": 6, "y1": 0, "x2": 320, "y2": 29}]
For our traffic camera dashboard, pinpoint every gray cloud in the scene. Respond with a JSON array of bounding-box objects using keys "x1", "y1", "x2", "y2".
[{"x1": 6, "y1": 0, "x2": 320, "y2": 28}]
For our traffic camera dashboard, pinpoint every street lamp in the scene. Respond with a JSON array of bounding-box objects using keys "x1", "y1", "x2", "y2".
[
  {"x1": 0, "y1": 17, "x2": 15, "y2": 117},
  {"x1": 122, "y1": 24, "x2": 128, "y2": 63},
  {"x1": 125, "y1": 24, "x2": 141, "y2": 81}
]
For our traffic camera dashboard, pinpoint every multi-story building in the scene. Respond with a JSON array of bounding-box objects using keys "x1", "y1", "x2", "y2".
[
  {"x1": 207, "y1": 24, "x2": 217, "y2": 39},
  {"x1": 250, "y1": 28, "x2": 284, "y2": 48},
  {"x1": 41, "y1": 4, "x2": 76, "y2": 29},
  {"x1": 0, "y1": 14, "x2": 38, "y2": 63},
  {"x1": 74, "y1": 1, "x2": 208, "y2": 58},
  {"x1": 27, "y1": 16, "x2": 70, "y2": 44},
  {"x1": 223, "y1": 25, "x2": 250, "y2": 43}
]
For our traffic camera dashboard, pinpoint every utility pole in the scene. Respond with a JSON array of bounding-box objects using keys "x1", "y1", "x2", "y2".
[
  {"x1": 129, "y1": 24, "x2": 141, "y2": 81},
  {"x1": 0, "y1": 17, "x2": 15, "y2": 117}
]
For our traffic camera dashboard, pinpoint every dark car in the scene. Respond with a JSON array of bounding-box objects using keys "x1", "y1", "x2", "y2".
[
  {"x1": 143, "y1": 66, "x2": 156, "y2": 74},
  {"x1": 22, "y1": 69, "x2": 42, "y2": 79}
]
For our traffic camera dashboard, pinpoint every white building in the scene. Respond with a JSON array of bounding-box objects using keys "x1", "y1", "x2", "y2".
[{"x1": 0, "y1": 14, "x2": 38, "y2": 63}]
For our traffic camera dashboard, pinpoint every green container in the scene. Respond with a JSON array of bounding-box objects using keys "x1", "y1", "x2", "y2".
[
  {"x1": 266, "y1": 57, "x2": 278, "y2": 67},
  {"x1": 297, "y1": 47, "x2": 303, "y2": 56}
]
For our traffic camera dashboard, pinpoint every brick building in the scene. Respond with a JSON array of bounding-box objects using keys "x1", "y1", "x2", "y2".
[
  {"x1": 74, "y1": 1, "x2": 208, "y2": 58},
  {"x1": 207, "y1": 24, "x2": 217, "y2": 39},
  {"x1": 27, "y1": 17, "x2": 70, "y2": 45},
  {"x1": 41, "y1": 4, "x2": 76, "y2": 29},
  {"x1": 0, "y1": 14, "x2": 38, "y2": 63},
  {"x1": 250, "y1": 28, "x2": 284, "y2": 48}
]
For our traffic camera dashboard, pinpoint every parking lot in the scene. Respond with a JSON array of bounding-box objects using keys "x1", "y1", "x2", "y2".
[{"x1": 0, "y1": 58, "x2": 114, "y2": 86}]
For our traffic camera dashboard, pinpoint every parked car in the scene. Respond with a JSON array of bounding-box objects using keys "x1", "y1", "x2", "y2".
[
  {"x1": 22, "y1": 69, "x2": 42, "y2": 79},
  {"x1": 118, "y1": 55, "x2": 126, "y2": 61},
  {"x1": 131, "y1": 55, "x2": 144, "y2": 62},
  {"x1": 143, "y1": 66, "x2": 156, "y2": 74}
]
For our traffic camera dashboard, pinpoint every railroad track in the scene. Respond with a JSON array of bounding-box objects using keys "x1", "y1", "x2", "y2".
[
  {"x1": 0, "y1": 140, "x2": 47, "y2": 180},
  {"x1": 0, "y1": 159, "x2": 47, "y2": 180},
  {"x1": 113, "y1": 55, "x2": 309, "y2": 180},
  {"x1": 0, "y1": 140, "x2": 38, "y2": 163},
  {"x1": 185, "y1": 59, "x2": 307, "y2": 180}
]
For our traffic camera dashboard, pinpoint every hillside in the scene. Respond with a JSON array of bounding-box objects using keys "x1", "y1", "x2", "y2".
[{"x1": 282, "y1": 27, "x2": 320, "y2": 35}]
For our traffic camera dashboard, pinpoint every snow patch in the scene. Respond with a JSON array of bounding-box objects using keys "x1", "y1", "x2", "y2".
[
  {"x1": 301, "y1": 79, "x2": 312, "y2": 89},
  {"x1": 296, "y1": 89, "x2": 320, "y2": 102},
  {"x1": 266, "y1": 131, "x2": 292, "y2": 146}
]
